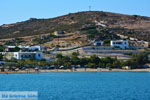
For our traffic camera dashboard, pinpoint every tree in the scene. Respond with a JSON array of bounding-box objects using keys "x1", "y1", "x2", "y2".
[
  {"x1": 87, "y1": 63, "x2": 96, "y2": 68},
  {"x1": 61, "y1": 56, "x2": 71, "y2": 68},
  {"x1": 38, "y1": 61, "x2": 48, "y2": 67},
  {"x1": 86, "y1": 29, "x2": 99, "y2": 35},
  {"x1": 133, "y1": 53, "x2": 149, "y2": 66},
  {"x1": 85, "y1": 29, "x2": 99, "y2": 40},
  {"x1": 89, "y1": 55, "x2": 101, "y2": 68},
  {"x1": 25, "y1": 59, "x2": 37, "y2": 67},
  {"x1": 103, "y1": 40, "x2": 110, "y2": 46},
  {"x1": 15, "y1": 38, "x2": 24, "y2": 44},
  {"x1": 87, "y1": 34, "x2": 95, "y2": 40},
  {"x1": 123, "y1": 52, "x2": 150, "y2": 69},
  {"x1": 64, "y1": 62, "x2": 72, "y2": 69},
  {"x1": 52, "y1": 61, "x2": 61, "y2": 70},
  {"x1": 123, "y1": 53, "x2": 149, "y2": 69},
  {"x1": 13, "y1": 46, "x2": 20, "y2": 52},
  {"x1": 0, "y1": 54, "x2": 3, "y2": 60},
  {"x1": 80, "y1": 57, "x2": 89, "y2": 67},
  {"x1": 71, "y1": 55, "x2": 80, "y2": 66},
  {"x1": 32, "y1": 38, "x2": 43, "y2": 44},
  {"x1": 98, "y1": 62, "x2": 105, "y2": 68},
  {"x1": 56, "y1": 53, "x2": 63, "y2": 59},
  {"x1": 63, "y1": 56, "x2": 71, "y2": 62},
  {"x1": 72, "y1": 52, "x2": 80, "y2": 56},
  {"x1": 0, "y1": 45, "x2": 4, "y2": 52},
  {"x1": 17, "y1": 60, "x2": 26, "y2": 67},
  {"x1": 101, "y1": 57, "x2": 115, "y2": 67},
  {"x1": 112, "y1": 60, "x2": 121, "y2": 68}
]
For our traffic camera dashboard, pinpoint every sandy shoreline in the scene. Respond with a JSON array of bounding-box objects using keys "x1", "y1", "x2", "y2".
[{"x1": 0, "y1": 68, "x2": 150, "y2": 74}]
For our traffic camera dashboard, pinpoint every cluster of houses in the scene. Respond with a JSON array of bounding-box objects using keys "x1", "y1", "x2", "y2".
[
  {"x1": 93, "y1": 40, "x2": 129, "y2": 49},
  {"x1": 116, "y1": 34, "x2": 150, "y2": 49},
  {"x1": 0, "y1": 46, "x2": 43, "y2": 60},
  {"x1": 93, "y1": 39, "x2": 149, "y2": 49},
  {"x1": 0, "y1": 39, "x2": 149, "y2": 62}
]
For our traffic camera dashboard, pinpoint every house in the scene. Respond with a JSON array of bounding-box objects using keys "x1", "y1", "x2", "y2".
[
  {"x1": 111, "y1": 40, "x2": 129, "y2": 49},
  {"x1": 130, "y1": 40, "x2": 149, "y2": 49},
  {"x1": 0, "y1": 61, "x2": 6, "y2": 65},
  {"x1": 129, "y1": 37, "x2": 138, "y2": 41},
  {"x1": 116, "y1": 34, "x2": 128, "y2": 39},
  {"x1": 4, "y1": 52, "x2": 43, "y2": 60},
  {"x1": 93, "y1": 41, "x2": 104, "y2": 46},
  {"x1": 53, "y1": 31, "x2": 65, "y2": 36},
  {"x1": 6, "y1": 45, "x2": 43, "y2": 52},
  {"x1": 28, "y1": 46, "x2": 43, "y2": 51}
]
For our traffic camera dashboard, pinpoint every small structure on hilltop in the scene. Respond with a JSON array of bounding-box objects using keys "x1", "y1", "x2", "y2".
[{"x1": 53, "y1": 31, "x2": 65, "y2": 36}]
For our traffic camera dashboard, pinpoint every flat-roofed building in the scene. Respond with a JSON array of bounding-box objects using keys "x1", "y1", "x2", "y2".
[
  {"x1": 53, "y1": 31, "x2": 65, "y2": 36},
  {"x1": 93, "y1": 41, "x2": 104, "y2": 46},
  {"x1": 4, "y1": 52, "x2": 43, "y2": 60},
  {"x1": 111, "y1": 40, "x2": 129, "y2": 49},
  {"x1": 6, "y1": 45, "x2": 43, "y2": 52}
]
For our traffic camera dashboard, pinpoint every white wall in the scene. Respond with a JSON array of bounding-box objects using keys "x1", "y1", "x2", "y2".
[
  {"x1": 111, "y1": 40, "x2": 129, "y2": 49},
  {"x1": 13, "y1": 52, "x2": 43, "y2": 60}
]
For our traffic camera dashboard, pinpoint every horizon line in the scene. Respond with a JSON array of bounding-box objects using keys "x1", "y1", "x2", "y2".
[{"x1": 0, "y1": 10, "x2": 149, "y2": 26}]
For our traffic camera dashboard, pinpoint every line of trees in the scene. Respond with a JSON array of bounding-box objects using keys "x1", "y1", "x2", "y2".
[
  {"x1": 53, "y1": 52, "x2": 122, "y2": 69},
  {"x1": 53, "y1": 52, "x2": 149, "y2": 69},
  {"x1": 1, "y1": 52, "x2": 149, "y2": 69},
  {"x1": 6, "y1": 52, "x2": 150, "y2": 69}
]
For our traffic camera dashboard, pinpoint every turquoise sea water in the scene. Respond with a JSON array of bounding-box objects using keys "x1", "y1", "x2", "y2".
[{"x1": 0, "y1": 72, "x2": 150, "y2": 100}]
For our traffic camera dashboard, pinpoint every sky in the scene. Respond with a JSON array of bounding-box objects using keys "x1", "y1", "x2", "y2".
[{"x1": 0, "y1": 0, "x2": 150, "y2": 25}]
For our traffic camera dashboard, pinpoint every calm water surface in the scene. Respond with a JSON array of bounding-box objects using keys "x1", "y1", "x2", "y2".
[{"x1": 0, "y1": 72, "x2": 150, "y2": 100}]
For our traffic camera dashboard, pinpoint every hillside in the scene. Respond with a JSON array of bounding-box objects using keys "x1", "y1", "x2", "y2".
[{"x1": 0, "y1": 11, "x2": 150, "y2": 42}]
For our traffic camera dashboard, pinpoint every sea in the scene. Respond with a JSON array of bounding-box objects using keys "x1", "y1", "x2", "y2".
[{"x1": 0, "y1": 72, "x2": 150, "y2": 100}]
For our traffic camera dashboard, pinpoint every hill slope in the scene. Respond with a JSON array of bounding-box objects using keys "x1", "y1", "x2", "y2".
[{"x1": 0, "y1": 11, "x2": 150, "y2": 42}]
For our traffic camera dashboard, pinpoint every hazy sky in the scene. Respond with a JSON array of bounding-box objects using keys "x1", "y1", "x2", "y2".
[{"x1": 0, "y1": 0, "x2": 149, "y2": 25}]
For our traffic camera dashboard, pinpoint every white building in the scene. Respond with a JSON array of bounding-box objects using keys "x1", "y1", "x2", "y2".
[
  {"x1": 111, "y1": 40, "x2": 129, "y2": 49},
  {"x1": 6, "y1": 45, "x2": 43, "y2": 51},
  {"x1": 53, "y1": 31, "x2": 65, "y2": 36},
  {"x1": 28, "y1": 46, "x2": 43, "y2": 51},
  {"x1": 5, "y1": 52, "x2": 43, "y2": 60},
  {"x1": 93, "y1": 41, "x2": 104, "y2": 46}
]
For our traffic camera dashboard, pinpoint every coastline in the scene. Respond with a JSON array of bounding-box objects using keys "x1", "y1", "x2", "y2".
[{"x1": 0, "y1": 68, "x2": 150, "y2": 74}]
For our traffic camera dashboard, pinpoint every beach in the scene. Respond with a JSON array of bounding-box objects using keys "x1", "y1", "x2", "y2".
[{"x1": 0, "y1": 68, "x2": 150, "y2": 74}]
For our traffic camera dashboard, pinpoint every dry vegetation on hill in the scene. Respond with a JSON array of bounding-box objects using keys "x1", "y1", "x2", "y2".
[{"x1": 0, "y1": 11, "x2": 150, "y2": 42}]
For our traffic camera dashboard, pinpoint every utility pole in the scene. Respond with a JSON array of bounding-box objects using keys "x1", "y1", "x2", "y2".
[{"x1": 89, "y1": 6, "x2": 91, "y2": 11}]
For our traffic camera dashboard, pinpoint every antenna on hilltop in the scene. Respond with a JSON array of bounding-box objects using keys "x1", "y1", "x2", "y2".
[
  {"x1": 89, "y1": 6, "x2": 91, "y2": 11},
  {"x1": 89, "y1": 0, "x2": 93, "y2": 11}
]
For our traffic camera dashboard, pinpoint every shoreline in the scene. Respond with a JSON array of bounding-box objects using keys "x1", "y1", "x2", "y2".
[{"x1": 0, "y1": 68, "x2": 150, "y2": 74}]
